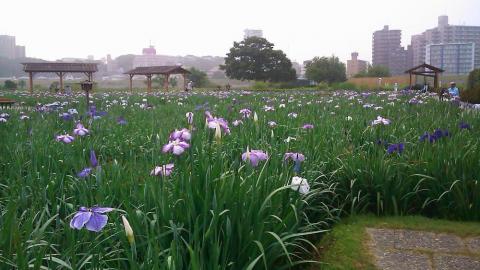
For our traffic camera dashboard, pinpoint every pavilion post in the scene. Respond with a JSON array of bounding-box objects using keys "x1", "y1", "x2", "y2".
[
  {"x1": 409, "y1": 73, "x2": 412, "y2": 89},
  {"x1": 183, "y1": 73, "x2": 187, "y2": 91},
  {"x1": 29, "y1": 72, "x2": 33, "y2": 94},
  {"x1": 129, "y1": 74, "x2": 133, "y2": 93},
  {"x1": 147, "y1": 75, "x2": 152, "y2": 94},
  {"x1": 434, "y1": 72, "x2": 438, "y2": 89},
  {"x1": 58, "y1": 72, "x2": 64, "y2": 93},
  {"x1": 164, "y1": 74, "x2": 169, "y2": 91}
]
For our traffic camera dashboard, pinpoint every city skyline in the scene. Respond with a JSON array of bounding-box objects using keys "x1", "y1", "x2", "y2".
[{"x1": 1, "y1": 0, "x2": 479, "y2": 64}]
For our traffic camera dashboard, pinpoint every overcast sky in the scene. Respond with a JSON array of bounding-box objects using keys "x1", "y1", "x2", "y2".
[{"x1": 1, "y1": 0, "x2": 479, "y2": 64}]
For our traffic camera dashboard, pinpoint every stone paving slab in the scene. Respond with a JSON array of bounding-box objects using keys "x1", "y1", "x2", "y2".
[
  {"x1": 367, "y1": 228, "x2": 480, "y2": 270},
  {"x1": 467, "y1": 237, "x2": 480, "y2": 254},
  {"x1": 394, "y1": 230, "x2": 465, "y2": 253},
  {"x1": 434, "y1": 254, "x2": 480, "y2": 270},
  {"x1": 371, "y1": 249, "x2": 432, "y2": 270}
]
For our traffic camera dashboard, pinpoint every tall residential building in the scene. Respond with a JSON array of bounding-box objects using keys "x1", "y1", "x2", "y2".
[
  {"x1": 0, "y1": 35, "x2": 16, "y2": 59},
  {"x1": 346, "y1": 52, "x2": 368, "y2": 78},
  {"x1": 15, "y1": 45, "x2": 25, "y2": 58},
  {"x1": 244, "y1": 29, "x2": 263, "y2": 39},
  {"x1": 0, "y1": 35, "x2": 26, "y2": 59},
  {"x1": 372, "y1": 26, "x2": 407, "y2": 75},
  {"x1": 426, "y1": 43, "x2": 475, "y2": 74},
  {"x1": 411, "y1": 15, "x2": 480, "y2": 72},
  {"x1": 133, "y1": 45, "x2": 165, "y2": 68}
]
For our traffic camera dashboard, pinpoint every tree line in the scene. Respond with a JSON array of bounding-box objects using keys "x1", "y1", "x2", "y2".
[{"x1": 221, "y1": 36, "x2": 390, "y2": 86}]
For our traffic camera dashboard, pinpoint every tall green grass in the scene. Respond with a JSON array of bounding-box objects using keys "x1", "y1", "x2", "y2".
[{"x1": 0, "y1": 89, "x2": 479, "y2": 269}]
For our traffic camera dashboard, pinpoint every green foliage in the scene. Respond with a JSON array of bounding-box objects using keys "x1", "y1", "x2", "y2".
[
  {"x1": 1, "y1": 91, "x2": 480, "y2": 268},
  {"x1": 150, "y1": 76, "x2": 179, "y2": 88},
  {"x1": 461, "y1": 69, "x2": 480, "y2": 103},
  {"x1": 17, "y1": 80, "x2": 26, "y2": 89},
  {"x1": 252, "y1": 80, "x2": 314, "y2": 90},
  {"x1": 354, "y1": 65, "x2": 390, "y2": 78},
  {"x1": 330, "y1": 82, "x2": 357, "y2": 90},
  {"x1": 3, "y1": 79, "x2": 17, "y2": 90},
  {"x1": 305, "y1": 56, "x2": 346, "y2": 84},
  {"x1": 49, "y1": 81, "x2": 59, "y2": 92},
  {"x1": 188, "y1": 67, "x2": 210, "y2": 87},
  {"x1": 222, "y1": 37, "x2": 296, "y2": 82}
]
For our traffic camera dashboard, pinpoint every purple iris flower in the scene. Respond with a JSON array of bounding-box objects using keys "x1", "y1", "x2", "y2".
[
  {"x1": 242, "y1": 149, "x2": 268, "y2": 167},
  {"x1": 283, "y1": 152, "x2": 305, "y2": 163},
  {"x1": 419, "y1": 132, "x2": 430, "y2": 142},
  {"x1": 150, "y1": 163, "x2": 174, "y2": 176},
  {"x1": 302, "y1": 124, "x2": 314, "y2": 129},
  {"x1": 459, "y1": 122, "x2": 471, "y2": 130},
  {"x1": 117, "y1": 116, "x2": 127, "y2": 125},
  {"x1": 284, "y1": 152, "x2": 305, "y2": 173},
  {"x1": 162, "y1": 139, "x2": 190, "y2": 155},
  {"x1": 77, "y1": 150, "x2": 98, "y2": 178},
  {"x1": 73, "y1": 122, "x2": 89, "y2": 136},
  {"x1": 88, "y1": 106, "x2": 107, "y2": 119},
  {"x1": 70, "y1": 206, "x2": 114, "y2": 232},
  {"x1": 90, "y1": 150, "x2": 98, "y2": 167},
  {"x1": 60, "y1": 113, "x2": 73, "y2": 121},
  {"x1": 169, "y1": 128, "x2": 192, "y2": 141},
  {"x1": 387, "y1": 143, "x2": 404, "y2": 154},
  {"x1": 77, "y1": 167, "x2": 93, "y2": 178},
  {"x1": 186, "y1": 112, "x2": 194, "y2": 125},
  {"x1": 239, "y1": 108, "x2": 252, "y2": 118},
  {"x1": 56, "y1": 134, "x2": 75, "y2": 144},
  {"x1": 420, "y1": 129, "x2": 451, "y2": 143},
  {"x1": 207, "y1": 118, "x2": 231, "y2": 135},
  {"x1": 205, "y1": 111, "x2": 213, "y2": 121},
  {"x1": 371, "y1": 116, "x2": 391, "y2": 126}
]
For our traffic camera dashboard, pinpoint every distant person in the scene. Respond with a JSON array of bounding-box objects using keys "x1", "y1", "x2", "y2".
[
  {"x1": 394, "y1": 82, "x2": 398, "y2": 91},
  {"x1": 226, "y1": 83, "x2": 231, "y2": 91},
  {"x1": 65, "y1": 85, "x2": 72, "y2": 95},
  {"x1": 422, "y1": 83, "x2": 429, "y2": 93},
  {"x1": 448, "y1": 82, "x2": 459, "y2": 98},
  {"x1": 439, "y1": 87, "x2": 447, "y2": 101},
  {"x1": 186, "y1": 81, "x2": 193, "y2": 92}
]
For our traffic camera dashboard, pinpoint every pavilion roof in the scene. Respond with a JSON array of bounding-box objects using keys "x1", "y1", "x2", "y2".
[
  {"x1": 125, "y1": 66, "x2": 190, "y2": 75},
  {"x1": 405, "y1": 63, "x2": 444, "y2": 74},
  {"x1": 22, "y1": 62, "x2": 98, "y2": 73}
]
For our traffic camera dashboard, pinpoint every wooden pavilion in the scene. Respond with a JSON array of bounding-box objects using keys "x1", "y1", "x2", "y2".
[
  {"x1": 124, "y1": 66, "x2": 190, "y2": 93},
  {"x1": 22, "y1": 62, "x2": 98, "y2": 94},
  {"x1": 405, "y1": 63, "x2": 444, "y2": 90}
]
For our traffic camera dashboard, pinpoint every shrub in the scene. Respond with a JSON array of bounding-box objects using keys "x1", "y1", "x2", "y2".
[
  {"x1": 331, "y1": 82, "x2": 357, "y2": 90},
  {"x1": 461, "y1": 69, "x2": 480, "y2": 104},
  {"x1": 4, "y1": 80, "x2": 17, "y2": 90},
  {"x1": 252, "y1": 81, "x2": 270, "y2": 90},
  {"x1": 316, "y1": 82, "x2": 330, "y2": 90}
]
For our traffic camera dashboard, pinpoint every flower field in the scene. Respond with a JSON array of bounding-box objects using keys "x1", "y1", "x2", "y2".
[{"x1": 0, "y1": 90, "x2": 479, "y2": 269}]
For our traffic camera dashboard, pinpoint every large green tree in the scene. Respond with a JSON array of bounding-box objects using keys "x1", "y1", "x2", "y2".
[
  {"x1": 188, "y1": 67, "x2": 210, "y2": 87},
  {"x1": 221, "y1": 37, "x2": 296, "y2": 82},
  {"x1": 305, "y1": 56, "x2": 346, "y2": 84}
]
